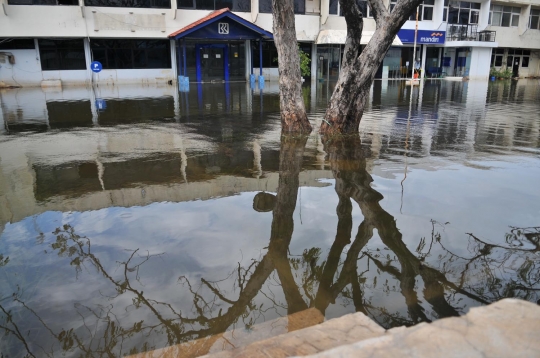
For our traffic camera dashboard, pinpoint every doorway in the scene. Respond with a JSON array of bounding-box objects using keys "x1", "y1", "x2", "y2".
[
  {"x1": 196, "y1": 44, "x2": 229, "y2": 82},
  {"x1": 511, "y1": 56, "x2": 520, "y2": 78}
]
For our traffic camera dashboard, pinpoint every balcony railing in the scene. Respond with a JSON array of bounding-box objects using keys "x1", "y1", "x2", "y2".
[{"x1": 446, "y1": 24, "x2": 496, "y2": 42}]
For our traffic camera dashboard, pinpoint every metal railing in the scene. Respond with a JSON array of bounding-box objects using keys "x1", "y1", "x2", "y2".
[{"x1": 446, "y1": 24, "x2": 496, "y2": 42}]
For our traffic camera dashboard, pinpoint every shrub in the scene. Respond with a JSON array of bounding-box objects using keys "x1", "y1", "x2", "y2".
[{"x1": 490, "y1": 67, "x2": 513, "y2": 79}]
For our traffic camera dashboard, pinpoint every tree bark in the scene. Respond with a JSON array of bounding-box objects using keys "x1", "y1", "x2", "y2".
[
  {"x1": 319, "y1": 0, "x2": 424, "y2": 135},
  {"x1": 272, "y1": 0, "x2": 312, "y2": 134}
]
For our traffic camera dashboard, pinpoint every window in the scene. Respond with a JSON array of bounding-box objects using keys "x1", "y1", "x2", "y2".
[
  {"x1": 490, "y1": 48, "x2": 504, "y2": 67},
  {"x1": 443, "y1": 0, "x2": 448, "y2": 21},
  {"x1": 490, "y1": 5, "x2": 520, "y2": 27},
  {"x1": 447, "y1": 1, "x2": 480, "y2": 24},
  {"x1": 422, "y1": 0, "x2": 434, "y2": 21},
  {"x1": 356, "y1": 0, "x2": 373, "y2": 18},
  {"x1": 0, "y1": 39, "x2": 35, "y2": 50},
  {"x1": 90, "y1": 39, "x2": 171, "y2": 70},
  {"x1": 260, "y1": 0, "x2": 302, "y2": 13},
  {"x1": 87, "y1": 0, "x2": 170, "y2": 8},
  {"x1": 8, "y1": 0, "x2": 77, "y2": 5},
  {"x1": 38, "y1": 39, "x2": 86, "y2": 71},
  {"x1": 330, "y1": 0, "x2": 372, "y2": 17},
  {"x1": 390, "y1": 0, "x2": 434, "y2": 21},
  {"x1": 179, "y1": 0, "x2": 250, "y2": 11},
  {"x1": 252, "y1": 41, "x2": 278, "y2": 68},
  {"x1": 522, "y1": 56, "x2": 529, "y2": 68},
  {"x1": 529, "y1": 9, "x2": 540, "y2": 30}
]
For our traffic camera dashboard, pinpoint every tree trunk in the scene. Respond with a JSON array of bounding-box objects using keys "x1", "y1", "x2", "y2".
[
  {"x1": 319, "y1": 0, "x2": 424, "y2": 135},
  {"x1": 272, "y1": 0, "x2": 312, "y2": 134}
]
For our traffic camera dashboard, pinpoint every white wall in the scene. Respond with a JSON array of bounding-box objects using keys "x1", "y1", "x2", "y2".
[
  {"x1": 0, "y1": 49, "x2": 42, "y2": 87},
  {"x1": 92, "y1": 69, "x2": 175, "y2": 86},
  {"x1": 255, "y1": 13, "x2": 320, "y2": 41},
  {"x1": 253, "y1": 67, "x2": 279, "y2": 80},
  {"x1": 469, "y1": 47, "x2": 492, "y2": 79},
  {"x1": 487, "y1": 25, "x2": 540, "y2": 50}
]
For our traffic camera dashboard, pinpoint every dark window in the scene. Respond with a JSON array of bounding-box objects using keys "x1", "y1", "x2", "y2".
[
  {"x1": 523, "y1": 50, "x2": 530, "y2": 56},
  {"x1": 177, "y1": 0, "x2": 193, "y2": 7},
  {"x1": 530, "y1": 9, "x2": 540, "y2": 29},
  {"x1": 252, "y1": 41, "x2": 278, "y2": 68},
  {"x1": 178, "y1": 0, "x2": 249, "y2": 10},
  {"x1": 85, "y1": 0, "x2": 170, "y2": 7},
  {"x1": 329, "y1": 0, "x2": 339, "y2": 15},
  {"x1": 522, "y1": 56, "x2": 529, "y2": 67},
  {"x1": 38, "y1": 39, "x2": 86, "y2": 71},
  {"x1": 294, "y1": 0, "x2": 305, "y2": 14},
  {"x1": 259, "y1": 0, "x2": 300, "y2": 13},
  {"x1": 8, "y1": 0, "x2": 77, "y2": 5},
  {"x1": 259, "y1": 0, "x2": 272, "y2": 13},
  {"x1": 195, "y1": 0, "x2": 213, "y2": 9},
  {"x1": 423, "y1": 5, "x2": 433, "y2": 20},
  {"x1": 90, "y1": 39, "x2": 171, "y2": 70},
  {"x1": 494, "y1": 55, "x2": 503, "y2": 66},
  {"x1": 0, "y1": 39, "x2": 35, "y2": 50},
  {"x1": 506, "y1": 55, "x2": 513, "y2": 67}
]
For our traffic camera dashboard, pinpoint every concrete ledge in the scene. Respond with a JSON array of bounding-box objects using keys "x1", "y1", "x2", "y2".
[
  {"x1": 202, "y1": 309, "x2": 385, "y2": 358},
  {"x1": 444, "y1": 76, "x2": 465, "y2": 81},
  {"x1": 299, "y1": 299, "x2": 540, "y2": 358}
]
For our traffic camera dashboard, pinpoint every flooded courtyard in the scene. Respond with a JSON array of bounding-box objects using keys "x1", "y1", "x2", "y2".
[{"x1": 0, "y1": 79, "x2": 539, "y2": 357}]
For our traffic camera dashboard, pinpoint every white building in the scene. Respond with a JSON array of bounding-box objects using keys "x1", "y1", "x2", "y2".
[{"x1": 0, "y1": 0, "x2": 539, "y2": 87}]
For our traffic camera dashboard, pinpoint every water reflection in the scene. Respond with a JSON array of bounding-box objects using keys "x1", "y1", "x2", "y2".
[{"x1": 0, "y1": 80, "x2": 539, "y2": 357}]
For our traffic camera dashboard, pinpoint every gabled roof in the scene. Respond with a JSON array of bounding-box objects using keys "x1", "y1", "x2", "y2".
[{"x1": 169, "y1": 8, "x2": 273, "y2": 40}]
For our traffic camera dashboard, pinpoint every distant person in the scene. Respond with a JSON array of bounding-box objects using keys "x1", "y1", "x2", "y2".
[{"x1": 414, "y1": 59, "x2": 421, "y2": 78}]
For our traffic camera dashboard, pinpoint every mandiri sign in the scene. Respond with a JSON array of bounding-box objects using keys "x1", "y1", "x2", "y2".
[{"x1": 397, "y1": 30, "x2": 446, "y2": 44}]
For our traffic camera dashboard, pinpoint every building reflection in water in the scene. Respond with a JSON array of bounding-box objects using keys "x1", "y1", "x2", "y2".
[{"x1": 0, "y1": 80, "x2": 539, "y2": 357}]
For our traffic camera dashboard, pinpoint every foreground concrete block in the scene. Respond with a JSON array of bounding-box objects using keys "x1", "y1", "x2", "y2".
[
  {"x1": 128, "y1": 307, "x2": 324, "y2": 358},
  {"x1": 203, "y1": 310, "x2": 385, "y2": 358},
  {"x1": 301, "y1": 299, "x2": 540, "y2": 358}
]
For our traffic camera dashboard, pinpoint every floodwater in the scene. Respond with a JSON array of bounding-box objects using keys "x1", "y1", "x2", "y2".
[{"x1": 0, "y1": 80, "x2": 539, "y2": 357}]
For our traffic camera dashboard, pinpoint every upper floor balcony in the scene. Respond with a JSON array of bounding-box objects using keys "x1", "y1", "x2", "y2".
[{"x1": 446, "y1": 23, "x2": 496, "y2": 42}]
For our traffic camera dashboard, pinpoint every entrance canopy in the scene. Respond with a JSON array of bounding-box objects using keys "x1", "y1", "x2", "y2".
[{"x1": 169, "y1": 8, "x2": 273, "y2": 41}]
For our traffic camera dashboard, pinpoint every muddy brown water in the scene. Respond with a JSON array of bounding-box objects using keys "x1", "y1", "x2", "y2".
[{"x1": 0, "y1": 80, "x2": 539, "y2": 357}]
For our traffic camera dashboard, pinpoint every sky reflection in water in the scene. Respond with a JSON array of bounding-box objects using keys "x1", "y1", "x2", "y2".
[{"x1": 0, "y1": 80, "x2": 539, "y2": 357}]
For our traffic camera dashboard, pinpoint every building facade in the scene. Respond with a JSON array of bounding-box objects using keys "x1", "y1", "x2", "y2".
[{"x1": 0, "y1": 0, "x2": 539, "y2": 87}]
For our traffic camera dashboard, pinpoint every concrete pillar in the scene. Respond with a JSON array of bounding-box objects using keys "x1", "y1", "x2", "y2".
[
  {"x1": 83, "y1": 38, "x2": 93, "y2": 87},
  {"x1": 311, "y1": 43, "x2": 317, "y2": 84},
  {"x1": 478, "y1": 0, "x2": 490, "y2": 30},
  {"x1": 170, "y1": 39, "x2": 178, "y2": 82},
  {"x1": 251, "y1": 0, "x2": 259, "y2": 22},
  {"x1": 421, "y1": 44, "x2": 427, "y2": 79},
  {"x1": 245, "y1": 40, "x2": 251, "y2": 81},
  {"x1": 519, "y1": 5, "x2": 531, "y2": 35},
  {"x1": 0, "y1": 100, "x2": 5, "y2": 134}
]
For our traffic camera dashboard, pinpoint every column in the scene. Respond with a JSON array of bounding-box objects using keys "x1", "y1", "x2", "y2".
[{"x1": 421, "y1": 44, "x2": 427, "y2": 79}]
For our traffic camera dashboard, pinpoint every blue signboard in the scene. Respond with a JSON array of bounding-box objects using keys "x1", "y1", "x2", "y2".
[
  {"x1": 397, "y1": 30, "x2": 446, "y2": 45},
  {"x1": 95, "y1": 99, "x2": 106, "y2": 110},
  {"x1": 90, "y1": 61, "x2": 103, "y2": 73}
]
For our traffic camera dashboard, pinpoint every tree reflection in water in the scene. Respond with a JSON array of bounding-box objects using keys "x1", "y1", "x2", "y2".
[{"x1": 1, "y1": 135, "x2": 539, "y2": 357}]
